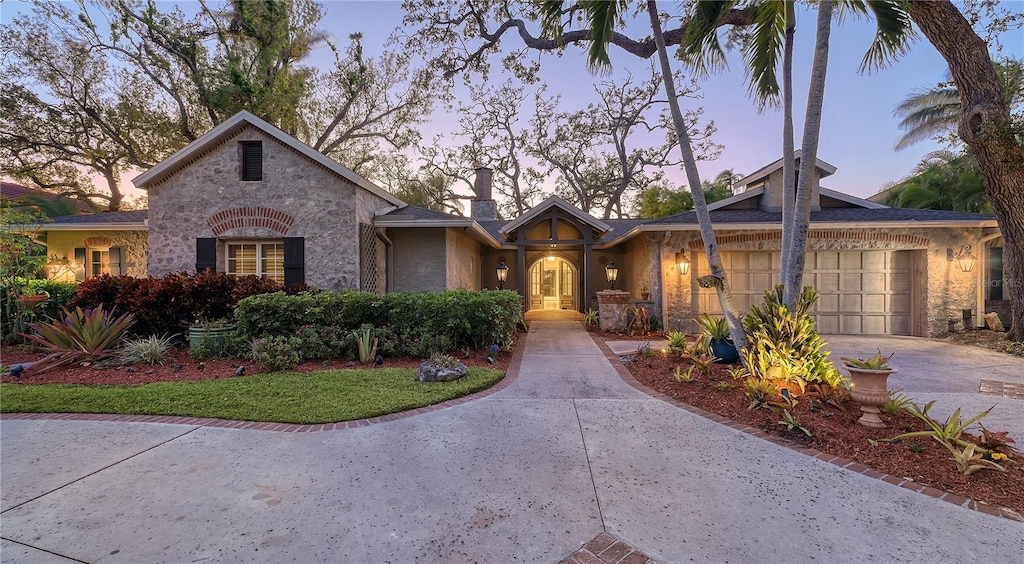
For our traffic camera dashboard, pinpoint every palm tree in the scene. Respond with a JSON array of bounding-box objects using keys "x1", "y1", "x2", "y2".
[
  {"x1": 678, "y1": 0, "x2": 914, "y2": 306},
  {"x1": 883, "y1": 150, "x2": 990, "y2": 212},
  {"x1": 893, "y1": 58, "x2": 1024, "y2": 150}
]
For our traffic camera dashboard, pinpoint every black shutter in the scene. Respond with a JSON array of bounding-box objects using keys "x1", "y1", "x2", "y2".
[
  {"x1": 283, "y1": 237, "x2": 304, "y2": 286},
  {"x1": 241, "y1": 141, "x2": 262, "y2": 181},
  {"x1": 109, "y1": 247, "x2": 123, "y2": 275},
  {"x1": 196, "y1": 238, "x2": 217, "y2": 272},
  {"x1": 74, "y1": 247, "x2": 86, "y2": 281}
]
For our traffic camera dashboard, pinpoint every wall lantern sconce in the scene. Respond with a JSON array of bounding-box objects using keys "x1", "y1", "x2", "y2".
[
  {"x1": 605, "y1": 262, "x2": 619, "y2": 290},
  {"x1": 496, "y1": 260, "x2": 509, "y2": 290},
  {"x1": 947, "y1": 245, "x2": 976, "y2": 273},
  {"x1": 676, "y1": 252, "x2": 691, "y2": 276}
]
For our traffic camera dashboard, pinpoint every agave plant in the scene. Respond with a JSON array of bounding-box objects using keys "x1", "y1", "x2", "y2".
[{"x1": 21, "y1": 305, "x2": 136, "y2": 373}]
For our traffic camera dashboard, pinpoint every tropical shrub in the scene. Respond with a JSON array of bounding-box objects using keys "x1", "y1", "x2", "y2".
[
  {"x1": 250, "y1": 336, "x2": 302, "y2": 372},
  {"x1": 235, "y1": 289, "x2": 522, "y2": 356},
  {"x1": 21, "y1": 305, "x2": 136, "y2": 373},
  {"x1": 742, "y1": 285, "x2": 843, "y2": 390}
]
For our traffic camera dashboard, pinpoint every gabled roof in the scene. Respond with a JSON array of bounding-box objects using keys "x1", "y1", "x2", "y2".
[
  {"x1": 498, "y1": 195, "x2": 611, "y2": 238},
  {"x1": 132, "y1": 110, "x2": 404, "y2": 207},
  {"x1": 736, "y1": 150, "x2": 838, "y2": 189},
  {"x1": 706, "y1": 187, "x2": 765, "y2": 211},
  {"x1": 375, "y1": 205, "x2": 504, "y2": 248}
]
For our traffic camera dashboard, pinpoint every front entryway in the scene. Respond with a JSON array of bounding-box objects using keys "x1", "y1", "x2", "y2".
[{"x1": 528, "y1": 256, "x2": 577, "y2": 311}]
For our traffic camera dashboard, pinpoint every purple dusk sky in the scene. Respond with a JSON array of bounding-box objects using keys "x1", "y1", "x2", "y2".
[{"x1": 3, "y1": 1, "x2": 1021, "y2": 205}]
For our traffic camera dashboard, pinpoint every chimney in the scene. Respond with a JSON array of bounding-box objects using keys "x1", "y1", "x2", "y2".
[{"x1": 471, "y1": 166, "x2": 497, "y2": 220}]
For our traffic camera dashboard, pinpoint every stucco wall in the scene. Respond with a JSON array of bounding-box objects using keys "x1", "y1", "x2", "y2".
[
  {"x1": 445, "y1": 228, "x2": 482, "y2": 290},
  {"x1": 655, "y1": 227, "x2": 985, "y2": 336},
  {"x1": 45, "y1": 230, "x2": 148, "y2": 280},
  {"x1": 389, "y1": 227, "x2": 447, "y2": 292},
  {"x1": 145, "y1": 125, "x2": 392, "y2": 291}
]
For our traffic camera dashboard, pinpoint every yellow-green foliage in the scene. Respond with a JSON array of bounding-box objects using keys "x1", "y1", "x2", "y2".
[{"x1": 742, "y1": 285, "x2": 842, "y2": 388}]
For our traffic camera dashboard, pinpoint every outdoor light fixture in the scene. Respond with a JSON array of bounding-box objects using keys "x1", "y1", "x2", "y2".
[
  {"x1": 676, "y1": 252, "x2": 691, "y2": 275},
  {"x1": 496, "y1": 260, "x2": 509, "y2": 290},
  {"x1": 605, "y1": 262, "x2": 619, "y2": 290},
  {"x1": 947, "y1": 245, "x2": 977, "y2": 273}
]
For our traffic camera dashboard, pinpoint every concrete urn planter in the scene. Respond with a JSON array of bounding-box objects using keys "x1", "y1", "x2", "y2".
[{"x1": 845, "y1": 365, "x2": 896, "y2": 428}]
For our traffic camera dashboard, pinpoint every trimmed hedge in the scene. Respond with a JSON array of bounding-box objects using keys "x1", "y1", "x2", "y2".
[
  {"x1": 235, "y1": 289, "x2": 523, "y2": 357},
  {"x1": 69, "y1": 272, "x2": 309, "y2": 338}
]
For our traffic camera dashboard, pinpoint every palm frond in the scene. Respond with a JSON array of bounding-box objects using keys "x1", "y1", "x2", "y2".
[
  {"x1": 677, "y1": 0, "x2": 738, "y2": 78},
  {"x1": 538, "y1": 0, "x2": 568, "y2": 40},
  {"x1": 581, "y1": 0, "x2": 628, "y2": 72},
  {"x1": 744, "y1": 1, "x2": 785, "y2": 108},
  {"x1": 859, "y1": 0, "x2": 916, "y2": 72}
]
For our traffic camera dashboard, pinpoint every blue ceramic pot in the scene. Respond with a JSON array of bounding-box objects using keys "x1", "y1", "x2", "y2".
[{"x1": 710, "y1": 338, "x2": 739, "y2": 363}]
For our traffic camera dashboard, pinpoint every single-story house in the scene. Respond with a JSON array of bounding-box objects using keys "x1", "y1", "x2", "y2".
[{"x1": 35, "y1": 111, "x2": 1009, "y2": 336}]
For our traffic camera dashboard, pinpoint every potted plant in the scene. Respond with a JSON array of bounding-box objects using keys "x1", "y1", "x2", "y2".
[
  {"x1": 18, "y1": 288, "x2": 49, "y2": 309},
  {"x1": 697, "y1": 313, "x2": 738, "y2": 363},
  {"x1": 188, "y1": 318, "x2": 237, "y2": 353},
  {"x1": 841, "y1": 351, "x2": 896, "y2": 428},
  {"x1": 639, "y1": 285, "x2": 650, "y2": 301}
]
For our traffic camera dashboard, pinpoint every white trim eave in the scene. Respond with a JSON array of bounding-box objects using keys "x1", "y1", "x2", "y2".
[
  {"x1": 375, "y1": 219, "x2": 503, "y2": 248},
  {"x1": 498, "y1": 195, "x2": 611, "y2": 236},
  {"x1": 133, "y1": 110, "x2": 405, "y2": 207},
  {"x1": 819, "y1": 187, "x2": 888, "y2": 209},
  {"x1": 36, "y1": 224, "x2": 149, "y2": 231}
]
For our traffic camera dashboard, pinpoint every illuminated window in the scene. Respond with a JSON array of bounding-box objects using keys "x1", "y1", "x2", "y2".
[{"x1": 226, "y1": 242, "x2": 283, "y2": 282}]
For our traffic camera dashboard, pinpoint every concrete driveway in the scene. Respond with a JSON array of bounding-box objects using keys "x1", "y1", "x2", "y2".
[{"x1": 2, "y1": 324, "x2": 1022, "y2": 563}]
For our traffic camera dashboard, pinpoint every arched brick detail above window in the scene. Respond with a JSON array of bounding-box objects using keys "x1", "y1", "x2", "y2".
[
  {"x1": 83, "y1": 236, "x2": 114, "y2": 248},
  {"x1": 687, "y1": 231, "x2": 931, "y2": 250},
  {"x1": 208, "y1": 207, "x2": 295, "y2": 236}
]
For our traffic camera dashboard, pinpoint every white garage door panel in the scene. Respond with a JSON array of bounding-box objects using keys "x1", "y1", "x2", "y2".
[{"x1": 696, "y1": 250, "x2": 912, "y2": 335}]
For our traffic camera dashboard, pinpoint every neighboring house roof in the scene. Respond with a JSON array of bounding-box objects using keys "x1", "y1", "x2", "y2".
[
  {"x1": 132, "y1": 110, "x2": 405, "y2": 207},
  {"x1": 1, "y1": 181, "x2": 94, "y2": 214},
  {"x1": 736, "y1": 150, "x2": 838, "y2": 189},
  {"x1": 43, "y1": 210, "x2": 149, "y2": 231},
  {"x1": 498, "y1": 196, "x2": 612, "y2": 238}
]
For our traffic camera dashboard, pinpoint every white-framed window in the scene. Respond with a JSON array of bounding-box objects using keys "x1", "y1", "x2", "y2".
[
  {"x1": 225, "y1": 241, "x2": 284, "y2": 282},
  {"x1": 74, "y1": 246, "x2": 122, "y2": 281}
]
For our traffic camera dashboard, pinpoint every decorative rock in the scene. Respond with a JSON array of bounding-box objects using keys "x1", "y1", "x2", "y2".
[
  {"x1": 416, "y1": 360, "x2": 469, "y2": 382},
  {"x1": 985, "y1": 312, "x2": 1006, "y2": 332}
]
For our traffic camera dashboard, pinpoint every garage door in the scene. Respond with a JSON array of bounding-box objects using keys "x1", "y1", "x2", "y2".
[{"x1": 695, "y1": 250, "x2": 912, "y2": 335}]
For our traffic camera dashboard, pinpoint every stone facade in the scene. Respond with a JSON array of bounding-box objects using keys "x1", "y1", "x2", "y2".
[
  {"x1": 655, "y1": 227, "x2": 986, "y2": 337},
  {"x1": 596, "y1": 290, "x2": 631, "y2": 332},
  {"x1": 146, "y1": 125, "x2": 392, "y2": 291}
]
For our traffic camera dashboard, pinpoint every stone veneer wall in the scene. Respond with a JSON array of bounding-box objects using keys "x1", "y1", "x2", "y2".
[
  {"x1": 146, "y1": 125, "x2": 393, "y2": 291},
  {"x1": 655, "y1": 227, "x2": 985, "y2": 337}
]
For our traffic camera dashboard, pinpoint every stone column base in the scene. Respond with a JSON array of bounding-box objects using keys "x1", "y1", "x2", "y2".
[{"x1": 596, "y1": 290, "x2": 631, "y2": 332}]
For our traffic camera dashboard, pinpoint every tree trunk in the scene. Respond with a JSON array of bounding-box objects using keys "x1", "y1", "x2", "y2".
[
  {"x1": 906, "y1": 0, "x2": 1024, "y2": 341},
  {"x1": 101, "y1": 163, "x2": 123, "y2": 212},
  {"x1": 647, "y1": 1, "x2": 748, "y2": 352},
  {"x1": 783, "y1": 1, "x2": 832, "y2": 307},
  {"x1": 779, "y1": 1, "x2": 797, "y2": 299}
]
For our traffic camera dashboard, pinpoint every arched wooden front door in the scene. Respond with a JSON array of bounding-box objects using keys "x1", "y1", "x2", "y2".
[{"x1": 528, "y1": 256, "x2": 577, "y2": 311}]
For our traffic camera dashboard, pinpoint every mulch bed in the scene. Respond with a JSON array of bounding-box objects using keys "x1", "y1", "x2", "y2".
[
  {"x1": 1, "y1": 345, "x2": 511, "y2": 386},
  {"x1": 623, "y1": 351, "x2": 1024, "y2": 515},
  {"x1": 945, "y1": 329, "x2": 1024, "y2": 358}
]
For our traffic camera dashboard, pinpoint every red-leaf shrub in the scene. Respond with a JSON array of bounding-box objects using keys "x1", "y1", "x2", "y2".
[{"x1": 69, "y1": 272, "x2": 294, "y2": 338}]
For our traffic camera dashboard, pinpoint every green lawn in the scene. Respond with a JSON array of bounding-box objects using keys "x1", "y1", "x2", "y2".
[{"x1": 0, "y1": 367, "x2": 504, "y2": 424}]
